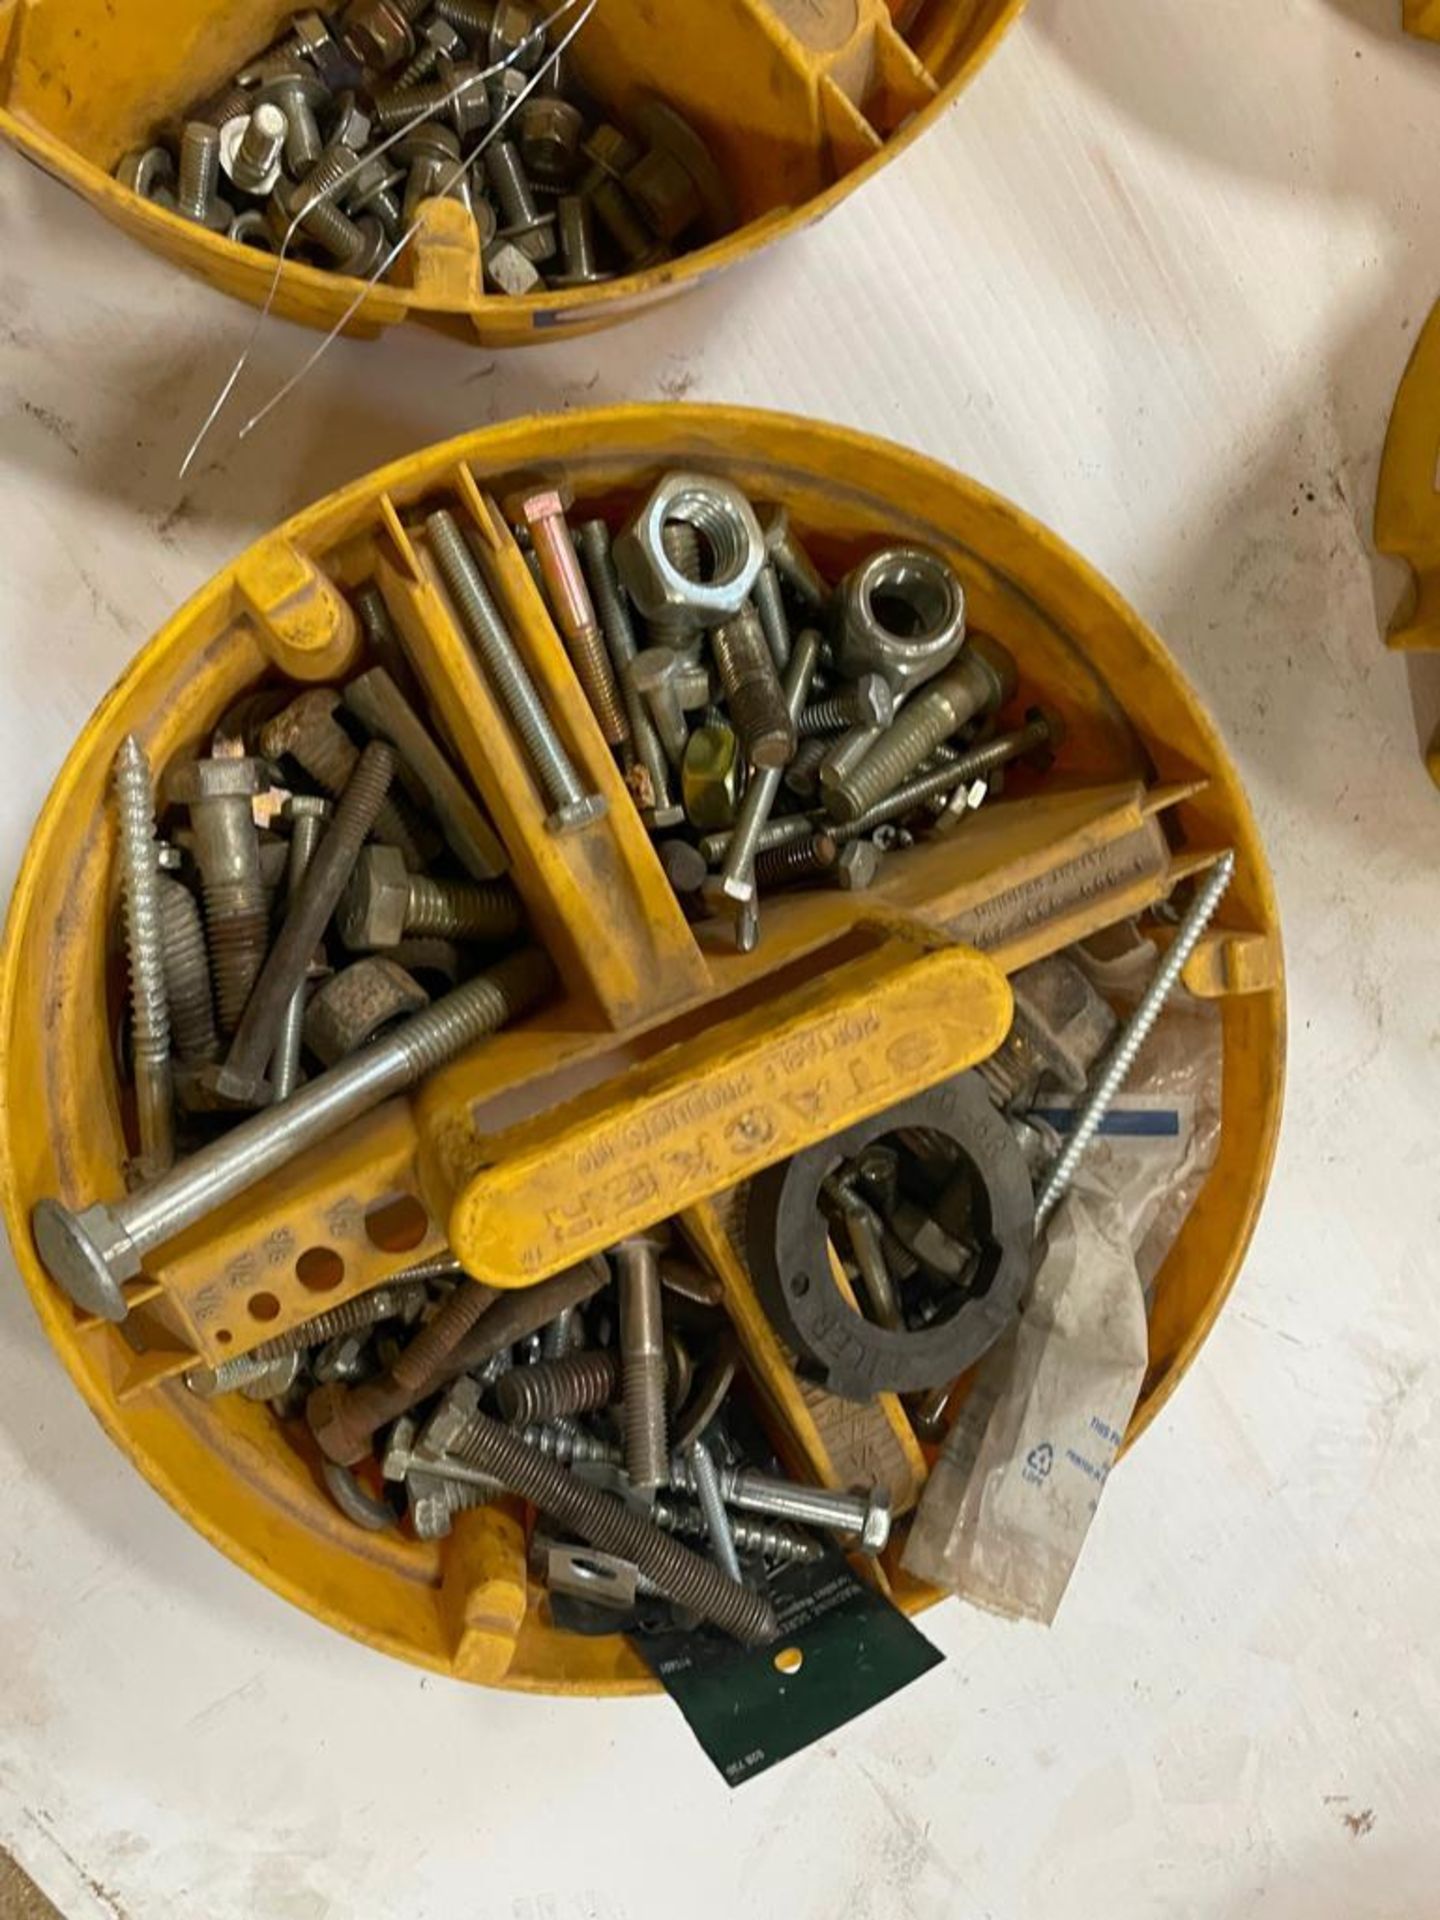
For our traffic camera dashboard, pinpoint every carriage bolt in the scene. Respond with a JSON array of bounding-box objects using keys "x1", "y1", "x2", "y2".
[
  {"x1": 799, "y1": 674, "x2": 892, "y2": 737},
  {"x1": 484, "y1": 139, "x2": 556, "y2": 262},
  {"x1": 494, "y1": 1347, "x2": 620, "y2": 1424},
  {"x1": 33, "y1": 952, "x2": 552, "y2": 1323},
  {"x1": 157, "y1": 877, "x2": 219, "y2": 1070},
  {"x1": 505, "y1": 485, "x2": 628, "y2": 749},
  {"x1": 439, "y1": 1401, "x2": 778, "y2": 1643},
  {"x1": 176, "y1": 123, "x2": 230, "y2": 229},
  {"x1": 427, "y1": 511, "x2": 606, "y2": 835},
  {"x1": 168, "y1": 754, "x2": 268, "y2": 1038},
  {"x1": 616, "y1": 1234, "x2": 668, "y2": 1492},
  {"x1": 653, "y1": 1497, "x2": 823, "y2": 1567},
  {"x1": 828, "y1": 643, "x2": 1016, "y2": 825},
  {"x1": 628, "y1": 650, "x2": 690, "y2": 769},
  {"x1": 711, "y1": 605, "x2": 795, "y2": 772},
  {"x1": 270, "y1": 795, "x2": 330, "y2": 1103},
  {"x1": 713, "y1": 629, "x2": 821, "y2": 914},
  {"x1": 219, "y1": 104, "x2": 288, "y2": 195},
  {"x1": 752, "y1": 562, "x2": 793, "y2": 673},
  {"x1": 551, "y1": 194, "x2": 605, "y2": 286},
  {"x1": 687, "y1": 1438, "x2": 742, "y2": 1582},
  {"x1": 576, "y1": 520, "x2": 682, "y2": 826},
  {"x1": 113, "y1": 738, "x2": 174, "y2": 1180},
  {"x1": 339, "y1": 844, "x2": 522, "y2": 950},
  {"x1": 1035, "y1": 851, "x2": 1237, "y2": 1227},
  {"x1": 668, "y1": 1457, "x2": 891, "y2": 1554},
  {"x1": 697, "y1": 811, "x2": 812, "y2": 867},
  {"x1": 259, "y1": 688, "x2": 430, "y2": 869},
  {"x1": 753, "y1": 832, "x2": 837, "y2": 890},
  {"x1": 257, "y1": 71, "x2": 329, "y2": 176},
  {"x1": 214, "y1": 743, "x2": 398, "y2": 1105}
]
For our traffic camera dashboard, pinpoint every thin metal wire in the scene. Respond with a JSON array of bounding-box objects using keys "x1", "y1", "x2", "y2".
[
  {"x1": 234, "y1": 0, "x2": 598, "y2": 448},
  {"x1": 179, "y1": 0, "x2": 595, "y2": 479}
]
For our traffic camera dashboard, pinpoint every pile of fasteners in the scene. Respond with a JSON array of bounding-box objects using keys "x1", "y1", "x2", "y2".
[
  {"x1": 114, "y1": 1, "x2": 732, "y2": 294},
  {"x1": 505, "y1": 472, "x2": 1061, "y2": 950}
]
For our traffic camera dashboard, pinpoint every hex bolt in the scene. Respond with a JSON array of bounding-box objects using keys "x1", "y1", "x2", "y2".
[
  {"x1": 551, "y1": 193, "x2": 605, "y2": 287},
  {"x1": 628, "y1": 650, "x2": 690, "y2": 770},
  {"x1": 652, "y1": 1496, "x2": 823, "y2": 1567},
  {"x1": 113, "y1": 738, "x2": 175, "y2": 1181},
  {"x1": 338, "y1": 844, "x2": 522, "y2": 951},
  {"x1": 176, "y1": 123, "x2": 229, "y2": 229},
  {"x1": 784, "y1": 735, "x2": 830, "y2": 799},
  {"x1": 506, "y1": 485, "x2": 628, "y2": 750},
  {"x1": 1035, "y1": 852, "x2": 1237, "y2": 1227},
  {"x1": 261, "y1": 71, "x2": 328, "y2": 176},
  {"x1": 394, "y1": 16, "x2": 463, "y2": 87},
  {"x1": 221, "y1": 104, "x2": 288, "y2": 195},
  {"x1": 408, "y1": 1469, "x2": 500, "y2": 1539},
  {"x1": 576, "y1": 519, "x2": 681, "y2": 826},
  {"x1": 308, "y1": 1272, "x2": 499, "y2": 1464},
  {"x1": 668, "y1": 1457, "x2": 891, "y2": 1555},
  {"x1": 186, "y1": 1279, "x2": 425, "y2": 1397},
  {"x1": 580, "y1": 122, "x2": 641, "y2": 194},
  {"x1": 259, "y1": 688, "x2": 430, "y2": 869},
  {"x1": 819, "y1": 723, "x2": 883, "y2": 808},
  {"x1": 33, "y1": 949, "x2": 553, "y2": 1324},
  {"x1": 829, "y1": 644, "x2": 1016, "y2": 825},
  {"x1": 157, "y1": 876, "x2": 219, "y2": 1068},
  {"x1": 687, "y1": 1438, "x2": 742, "y2": 1583},
  {"x1": 168, "y1": 755, "x2": 268, "y2": 1038},
  {"x1": 344, "y1": 158, "x2": 406, "y2": 240},
  {"x1": 712, "y1": 606, "x2": 794, "y2": 770},
  {"x1": 270, "y1": 795, "x2": 330, "y2": 1103},
  {"x1": 799, "y1": 674, "x2": 893, "y2": 737},
  {"x1": 829, "y1": 710, "x2": 1060, "y2": 844},
  {"x1": 833, "y1": 842, "x2": 880, "y2": 891},
  {"x1": 751, "y1": 562, "x2": 794, "y2": 674},
  {"x1": 494, "y1": 1347, "x2": 621, "y2": 1424},
  {"x1": 484, "y1": 139, "x2": 556, "y2": 262},
  {"x1": 697, "y1": 811, "x2": 813, "y2": 868},
  {"x1": 825, "y1": 1180, "x2": 902, "y2": 1331},
  {"x1": 760, "y1": 505, "x2": 827, "y2": 613},
  {"x1": 427, "y1": 510, "x2": 606, "y2": 836},
  {"x1": 285, "y1": 148, "x2": 369, "y2": 261},
  {"x1": 713, "y1": 629, "x2": 821, "y2": 917},
  {"x1": 342, "y1": 0, "x2": 416, "y2": 72},
  {"x1": 753, "y1": 832, "x2": 837, "y2": 890},
  {"x1": 440, "y1": 1404, "x2": 779, "y2": 1643},
  {"x1": 520, "y1": 95, "x2": 585, "y2": 186},
  {"x1": 215, "y1": 741, "x2": 398, "y2": 1105},
  {"x1": 616, "y1": 1234, "x2": 668, "y2": 1492},
  {"x1": 590, "y1": 175, "x2": 662, "y2": 270}
]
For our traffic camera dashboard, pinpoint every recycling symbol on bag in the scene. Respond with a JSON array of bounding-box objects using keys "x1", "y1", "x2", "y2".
[{"x1": 1024, "y1": 1442, "x2": 1055, "y2": 1483}]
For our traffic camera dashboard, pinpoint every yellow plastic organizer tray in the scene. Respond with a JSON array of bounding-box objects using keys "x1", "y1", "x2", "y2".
[
  {"x1": 0, "y1": 406, "x2": 1285, "y2": 1693},
  {"x1": 0, "y1": 0, "x2": 1024, "y2": 346}
]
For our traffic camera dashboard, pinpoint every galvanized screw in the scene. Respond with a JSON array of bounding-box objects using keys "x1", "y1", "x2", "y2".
[
  {"x1": 519, "y1": 1422, "x2": 623, "y2": 1467},
  {"x1": 114, "y1": 738, "x2": 174, "y2": 1181},
  {"x1": 270, "y1": 795, "x2": 330, "y2": 1103},
  {"x1": 185, "y1": 1279, "x2": 426, "y2": 1397},
  {"x1": 427, "y1": 510, "x2": 606, "y2": 836},
  {"x1": 616, "y1": 1234, "x2": 668, "y2": 1492},
  {"x1": 653, "y1": 1496, "x2": 823, "y2": 1567}
]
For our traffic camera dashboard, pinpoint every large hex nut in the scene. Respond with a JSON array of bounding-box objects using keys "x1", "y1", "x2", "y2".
[
  {"x1": 613, "y1": 473, "x2": 765, "y2": 635},
  {"x1": 834, "y1": 545, "x2": 967, "y2": 697},
  {"x1": 303, "y1": 957, "x2": 429, "y2": 1066}
]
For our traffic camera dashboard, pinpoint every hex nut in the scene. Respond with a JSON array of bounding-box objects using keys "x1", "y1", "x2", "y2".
[
  {"x1": 613, "y1": 472, "x2": 765, "y2": 632},
  {"x1": 486, "y1": 238, "x2": 542, "y2": 297},
  {"x1": 835, "y1": 546, "x2": 967, "y2": 696},
  {"x1": 303, "y1": 957, "x2": 430, "y2": 1065},
  {"x1": 338, "y1": 844, "x2": 412, "y2": 949},
  {"x1": 834, "y1": 842, "x2": 879, "y2": 891}
]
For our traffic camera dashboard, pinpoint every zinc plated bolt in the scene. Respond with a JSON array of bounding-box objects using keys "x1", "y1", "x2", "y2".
[
  {"x1": 751, "y1": 562, "x2": 793, "y2": 674},
  {"x1": 219, "y1": 103, "x2": 288, "y2": 195},
  {"x1": 828, "y1": 644, "x2": 1016, "y2": 825},
  {"x1": 427, "y1": 510, "x2": 606, "y2": 837},
  {"x1": 484, "y1": 139, "x2": 556, "y2": 262},
  {"x1": 167, "y1": 754, "x2": 268, "y2": 1038},
  {"x1": 551, "y1": 193, "x2": 606, "y2": 287},
  {"x1": 33, "y1": 952, "x2": 552, "y2": 1324},
  {"x1": 185, "y1": 1278, "x2": 426, "y2": 1397},
  {"x1": 270, "y1": 795, "x2": 330, "y2": 1103},
  {"x1": 686, "y1": 1438, "x2": 742, "y2": 1583},
  {"x1": 113, "y1": 738, "x2": 175, "y2": 1181},
  {"x1": 505, "y1": 484, "x2": 629, "y2": 749},
  {"x1": 667, "y1": 1457, "x2": 892, "y2": 1555},
  {"x1": 616, "y1": 1234, "x2": 668, "y2": 1492},
  {"x1": 284, "y1": 149, "x2": 374, "y2": 264},
  {"x1": 440, "y1": 1403, "x2": 779, "y2": 1643},
  {"x1": 713, "y1": 628, "x2": 821, "y2": 914},
  {"x1": 697, "y1": 811, "x2": 812, "y2": 868},
  {"x1": 818, "y1": 722, "x2": 883, "y2": 808},
  {"x1": 575, "y1": 519, "x2": 682, "y2": 827},
  {"x1": 339, "y1": 843, "x2": 522, "y2": 948},
  {"x1": 176, "y1": 123, "x2": 231, "y2": 229},
  {"x1": 257, "y1": 69, "x2": 330, "y2": 176},
  {"x1": 759, "y1": 505, "x2": 827, "y2": 613},
  {"x1": 627, "y1": 650, "x2": 691, "y2": 770},
  {"x1": 799, "y1": 674, "x2": 892, "y2": 737},
  {"x1": 1035, "y1": 851, "x2": 1237, "y2": 1227},
  {"x1": 214, "y1": 742, "x2": 399, "y2": 1106}
]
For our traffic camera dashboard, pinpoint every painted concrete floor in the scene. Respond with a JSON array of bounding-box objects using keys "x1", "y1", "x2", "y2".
[{"x1": 0, "y1": 1, "x2": 1436, "y2": 1914}]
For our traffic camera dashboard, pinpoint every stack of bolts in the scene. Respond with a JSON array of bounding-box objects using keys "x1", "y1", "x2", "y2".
[{"x1": 114, "y1": 2, "x2": 733, "y2": 295}]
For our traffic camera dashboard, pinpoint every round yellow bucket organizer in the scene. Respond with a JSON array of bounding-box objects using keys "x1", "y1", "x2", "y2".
[
  {"x1": 0, "y1": 406, "x2": 1285, "y2": 1693},
  {"x1": 0, "y1": 0, "x2": 1025, "y2": 346}
]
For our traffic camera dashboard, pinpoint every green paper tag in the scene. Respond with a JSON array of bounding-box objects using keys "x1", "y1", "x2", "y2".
[{"x1": 631, "y1": 1548, "x2": 944, "y2": 1786}]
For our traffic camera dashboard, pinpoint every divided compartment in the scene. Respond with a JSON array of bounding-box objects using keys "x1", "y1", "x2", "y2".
[
  {"x1": 0, "y1": 0, "x2": 1024, "y2": 342},
  {"x1": 0, "y1": 406, "x2": 1285, "y2": 1691}
]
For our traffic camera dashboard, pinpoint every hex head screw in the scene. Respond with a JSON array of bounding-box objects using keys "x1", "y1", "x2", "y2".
[
  {"x1": 167, "y1": 754, "x2": 268, "y2": 1038},
  {"x1": 176, "y1": 122, "x2": 231, "y2": 229},
  {"x1": 484, "y1": 139, "x2": 556, "y2": 263},
  {"x1": 338, "y1": 843, "x2": 523, "y2": 948},
  {"x1": 505, "y1": 483, "x2": 629, "y2": 750},
  {"x1": 426, "y1": 509, "x2": 606, "y2": 836},
  {"x1": 710, "y1": 605, "x2": 795, "y2": 772},
  {"x1": 113, "y1": 738, "x2": 175, "y2": 1181},
  {"x1": 713, "y1": 629, "x2": 822, "y2": 918}
]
